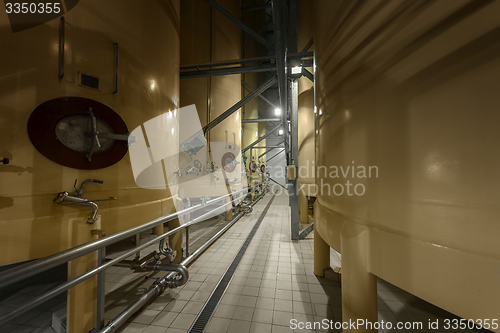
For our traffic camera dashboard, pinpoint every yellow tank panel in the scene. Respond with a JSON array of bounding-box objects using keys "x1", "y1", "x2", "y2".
[
  {"x1": 0, "y1": 0, "x2": 180, "y2": 265},
  {"x1": 298, "y1": 87, "x2": 315, "y2": 222},
  {"x1": 314, "y1": 0, "x2": 500, "y2": 327}
]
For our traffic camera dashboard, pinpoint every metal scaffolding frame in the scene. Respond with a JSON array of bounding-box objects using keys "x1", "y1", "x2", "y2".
[
  {"x1": 178, "y1": 0, "x2": 313, "y2": 240},
  {"x1": 269, "y1": 177, "x2": 287, "y2": 189},
  {"x1": 266, "y1": 148, "x2": 284, "y2": 162},
  {"x1": 203, "y1": 76, "x2": 277, "y2": 134},
  {"x1": 242, "y1": 124, "x2": 282, "y2": 154},
  {"x1": 242, "y1": 80, "x2": 279, "y2": 109},
  {"x1": 206, "y1": 0, "x2": 274, "y2": 50},
  {"x1": 181, "y1": 64, "x2": 276, "y2": 79},
  {"x1": 179, "y1": 52, "x2": 312, "y2": 78},
  {"x1": 259, "y1": 140, "x2": 284, "y2": 158},
  {"x1": 302, "y1": 68, "x2": 314, "y2": 82},
  {"x1": 241, "y1": 118, "x2": 281, "y2": 123}
]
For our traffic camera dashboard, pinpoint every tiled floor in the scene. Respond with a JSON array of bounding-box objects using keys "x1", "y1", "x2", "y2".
[
  {"x1": 0, "y1": 265, "x2": 67, "y2": 333},
  {"x1": 0, "y1": 192, "x2": 489, "y2": 333},
  {"x1": 106, "y1": 192, "x2": 487, "y2": 333}
]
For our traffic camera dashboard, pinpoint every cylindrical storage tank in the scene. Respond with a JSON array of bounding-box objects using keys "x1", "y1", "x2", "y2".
[
  {"x1": 180, "y1": 0, "x2": 242, "y2": 212},
  {"x1": 314, "y1": 0, "x2": 500, "y2": 330},
  {"x1": 297, "y1": 0, "x2": 315, "y2": 224},
  {"x1": 0, "y1": 1, "x2": 180, "y2": 330},
  {"x1": 298, "y1": 87, "x2": 314, "y2": 223}
]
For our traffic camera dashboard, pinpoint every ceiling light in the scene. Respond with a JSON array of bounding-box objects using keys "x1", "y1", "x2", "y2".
[
  {"x1": 291, "y1": 66, "x2": 302, "y2": 75},
  {"x1": 275, "y1": 108, "x2": 281, "y2": 116},
  {"x1": 279, "y1": 129, "x2": 284, "y2": 135}
]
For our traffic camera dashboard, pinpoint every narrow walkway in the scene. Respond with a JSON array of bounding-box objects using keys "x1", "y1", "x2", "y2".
[
  {"x1": 106, "y1": 192, "x2": 483, "y2": 333},
  {"x1": 0, "y1": 193, "x2": 483, "y2": 332}
]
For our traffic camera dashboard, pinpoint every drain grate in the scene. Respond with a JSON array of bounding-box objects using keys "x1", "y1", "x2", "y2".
[{"x1": 187, "y1": 194, "x2": 276, "y2": 333}]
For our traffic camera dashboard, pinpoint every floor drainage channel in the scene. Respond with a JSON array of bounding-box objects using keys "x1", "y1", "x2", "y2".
[{"x1": 187, "y1": 194, "x2": 276, "y2": 333}]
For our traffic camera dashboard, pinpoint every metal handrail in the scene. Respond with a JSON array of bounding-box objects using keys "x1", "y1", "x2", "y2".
[
  {"x1": 99, "y1": 188, "x2": 268, "y2": 333},
  {"x1": 0, "y1": 183, "x2": 262, "y2": 290},
  {"x1": 0, "y1": 183, "x2": 267, "y2": 325}
]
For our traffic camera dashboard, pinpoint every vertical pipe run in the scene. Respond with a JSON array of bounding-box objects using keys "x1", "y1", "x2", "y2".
[
  {"x1": 185, "y1": 227, "x2": 190, "y2": 258},
  {"x1": 289, "y1": 79, "x2": 300, "y2": 240},
  {"x1": 95, "y1": 248, "x2": 106, "y2": 330},
  {"x1": 169, "y1": 218, "x2": 182, "y2": 264}
]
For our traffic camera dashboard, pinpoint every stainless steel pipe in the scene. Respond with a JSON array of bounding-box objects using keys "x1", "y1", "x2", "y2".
[
  {"x1": 97, "y1": 263, "x2": 189, "y2": 333},
  {"x1": 99, "y1": 188, "x2": 269, "y2": 333},
  {"x1": 0, "y1": 184, "x2": 261, "y2": 290},
  {"x1": 99, "y1": 207, "x2": 251, "y2": 333},
  {"x1": 114, "y1": 262, "x2": 189, "y2": 285},
  {"x1": 0, "y1": 190, "x2": 265, "y2": 326},
  {"x1": 53, "y1": 191, "x2": 99, "y2": 224}
]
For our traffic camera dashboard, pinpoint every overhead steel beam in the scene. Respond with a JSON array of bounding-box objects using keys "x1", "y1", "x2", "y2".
[
  {"x1": 206, "y1": 0, "x2": 275, "y2": 51},
  {"x1": 266, "y1": 149, "x2": 284, "y2": 162},
  {"x1": 181, "y1": 55, "x2": 274, "y2": 70},
  {"x1": 181, "y1": 64, "x2": 276, "y2": 79},
  {"x1": 203, "y1": 76, "x2": 277, "y2": 134},
  {"x1": 242, "y1": 118, "x2": 281, "y2": 123},
  {"x1": 181, "y1": 52, "x2": 313, "y2": 70},
  {"x1": 259, "y1": 140, "x2": 284, "y2": 158},
  {"x1": 302, "y1": 68, "x2": 314, "y2": 82},
  {"x1": 242, "y1": 124, "x2": 282, "y2": 154},
  {"x1": 251, "y1": 146, "x2": 282, "y2": 149},
  {"x1": 242, "y1": 80, "x2": 279, "y2": 109}
]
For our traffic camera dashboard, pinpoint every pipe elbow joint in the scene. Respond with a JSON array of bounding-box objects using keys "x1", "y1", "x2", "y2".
[
  {"x1": 87, "y1": 201, "x2": 99, "y2": 224},
  {"x1": 156, "y1": 263, "x2": 189, "y2": 288}
]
